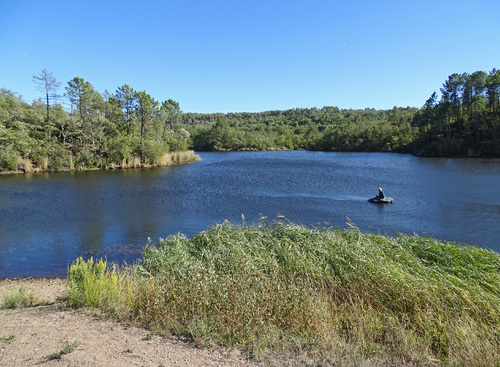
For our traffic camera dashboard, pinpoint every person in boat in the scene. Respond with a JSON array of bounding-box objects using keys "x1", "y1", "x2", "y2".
[{"x1": 377, "y1": 187, "x2": 385, "y2": 198}]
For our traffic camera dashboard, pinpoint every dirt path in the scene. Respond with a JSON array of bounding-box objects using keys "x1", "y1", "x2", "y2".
[{"x1": 0, "y1": 279, "x2": 259, "y2": 367}]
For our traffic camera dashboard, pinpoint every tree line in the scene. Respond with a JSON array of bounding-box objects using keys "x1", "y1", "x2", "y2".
[
  {"x1": 2, "y1": 68, "x2": 499, "y2": 172},
  {"x1": 413, "y1": 69, "x2": 500, "y2": 156},
  {"x1": 182, "y1": 69, "x2": 500, "y2": 156},
  {"x1": 183, "y1": 107, "x2": 419, "y2": 152},
  {"x1": 0, "y1": 70, "x2": 191, "y2": 172}
]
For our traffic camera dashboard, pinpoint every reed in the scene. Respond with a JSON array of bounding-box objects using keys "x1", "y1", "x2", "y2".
[
  {"x1": 155, "y1": 150, "x2": 201, "y2": 166},
  {"x1": 67, "y1": 223, "x2": 500, "y2": 366},
  {"x1": 132, "y1": 156, "x2": 141, "y2": 168},
  {"x1": 20, "y1": 158, "x2": 33, "y2": 173},
  {"x1": 177, "y1": 150, "x2": 201, "y2": 163},
  {"x1": 157, "y1": 153, "x2": 173, "y2": 166}
]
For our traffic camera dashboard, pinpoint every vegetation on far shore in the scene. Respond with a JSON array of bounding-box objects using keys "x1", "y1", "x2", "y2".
[
  {"x1": 1, "y1": 70, "x2": 198, "y2": 174},
  {"x1": 2, "y1": 68, "x2": 500, "y2": 174},
  {"x1": 66, "y1": 221, "x2": 500, "y2": 366},
  {"x1": 183, "y1": 69, "x2": 500, "y2": 157}
]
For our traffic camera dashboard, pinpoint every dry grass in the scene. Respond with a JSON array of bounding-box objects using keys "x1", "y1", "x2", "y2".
[
  {"x1": 19, "y1": 158, "x2": 33, "y2": 173},
  {"x1": 1, "y1": 287, "x2": 40, "y2": 309},
  {"x1": 68, "y1": 222, "x2": 500, "y2": 366},
  {"x1": 42, "y1": 156, "x2": 49, "y2": 170}
]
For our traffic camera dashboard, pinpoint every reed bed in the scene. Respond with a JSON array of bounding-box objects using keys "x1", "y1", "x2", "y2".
[
  {"x1": 68, "y1": 222, "x2": 500, "y2": 366},
  {"x1": 120, "y1": 150, "x2": 200, "y2": 168}
]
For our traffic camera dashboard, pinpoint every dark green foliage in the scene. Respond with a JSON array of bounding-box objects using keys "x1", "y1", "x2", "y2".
[
  {"x1": 183, "y1": 69, "x2": 500, "y2": 156},
  {"x1": 2, "y1": 68, "x2": 500, "y2": 168},
  {"x1": 0, "y1": 76, "x2": 191, "y2": 172},
  {"x1": 413, "y1": 69, "x2": 500, "y2": 156},
  {"x1": 0, "y1": 145, "x2": 20, "y2": 171},
  {"x1": 184, "y1": 107, "x2": 419, "y2": 152}
]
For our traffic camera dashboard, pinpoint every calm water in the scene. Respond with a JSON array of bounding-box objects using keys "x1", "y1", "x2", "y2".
[{"x1": 1, "y1": 151, "x2": 499, "y2": 278}]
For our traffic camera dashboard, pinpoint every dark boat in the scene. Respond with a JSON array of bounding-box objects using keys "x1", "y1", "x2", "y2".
[{"x1": 368, "y1": 196, "x2": 394, "y2": 204}]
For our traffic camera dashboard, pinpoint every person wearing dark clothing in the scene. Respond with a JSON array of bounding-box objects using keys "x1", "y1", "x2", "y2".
[{"x1": 378, "y1": 188, "x2": 385, "y2": 198}]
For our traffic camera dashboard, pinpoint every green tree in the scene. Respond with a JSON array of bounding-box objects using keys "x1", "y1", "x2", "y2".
[
  {"x1": 65, "y1": 77, "x2": 95, "y2": 122},
  {"x1": 115, "y1": 84, "x2": 136, "y2": 135},
  {"x1": 160, "y1": 99, "x2": 182, "y2": 140},
  {"x1": 486, "y1": 69, "x2": 500, "y2": 140},
  {"x1": 134, "y1": 91, "x2": 158, "y2": 148}
]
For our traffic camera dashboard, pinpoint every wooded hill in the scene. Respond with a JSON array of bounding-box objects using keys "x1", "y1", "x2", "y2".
[
  {"x1": 1, "y1": 69, "x2": 499, "y2": 172},
  {"x1": 183, "y1": 69, "x2": 500, "y2": 156}
]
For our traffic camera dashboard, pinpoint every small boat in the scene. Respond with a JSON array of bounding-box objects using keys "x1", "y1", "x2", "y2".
[{"x1": 368, "y1": 196, "x2": 394, "y2": 204}]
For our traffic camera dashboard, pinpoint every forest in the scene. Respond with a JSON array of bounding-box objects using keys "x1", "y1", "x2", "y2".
[
  {"x1": 184, "y1": 69, "x2": 500, "y2": 156},
  {"x1": 0, "y1": 70, "x2": 194, "y2": 173},
  {"x1": 1, "y1": 68, "x2": 499, "y2": 172}
]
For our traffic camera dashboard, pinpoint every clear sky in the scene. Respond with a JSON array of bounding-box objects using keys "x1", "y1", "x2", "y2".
[{"x1": 1, "y1": 0, "x2": 499, "y2": 113}]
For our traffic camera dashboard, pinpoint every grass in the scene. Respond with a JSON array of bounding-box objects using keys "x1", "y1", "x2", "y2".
[
  {"x1": 119, "y1": 150, "x2": 201, "y2": 169},
  {"x1": 0, "y1": 335, "x2": 16, "y2": 343},
  {"x1": 67, "y1": 221, "x2": 500, "y2": 366},
  {"x1": 1, "y1": 287, "x2": 39, "y2": 309},
  {"x1": 50, "y1": 341, "x2": 80, "y2": 360}
]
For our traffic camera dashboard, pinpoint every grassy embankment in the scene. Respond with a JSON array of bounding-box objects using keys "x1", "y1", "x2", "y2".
[{"x1": 67, "y1": 221, "x2": 500, "y2": 366}]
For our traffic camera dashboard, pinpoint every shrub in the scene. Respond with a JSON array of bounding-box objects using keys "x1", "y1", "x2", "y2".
[{"x1": 0, "y1": 146, "x2": 20, "y2": 171}]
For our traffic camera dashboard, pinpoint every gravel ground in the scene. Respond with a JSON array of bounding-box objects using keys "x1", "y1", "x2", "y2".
[{"x1": 0, "y1": 278, "x2": 260, "y2": 367}]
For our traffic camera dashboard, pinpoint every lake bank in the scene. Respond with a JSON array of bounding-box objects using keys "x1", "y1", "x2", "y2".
[
  {"x1": 0, "y1": 278, "x2": 256, "y2": 367},
  {"x1": 62, "y1": 223, "x2": 500, "y2": 366},
  {"x1": 0, "y1": 150, "x2": 201, "y2": 175},
  {"x1": 4, "y1": 223, "x2": 499, "y2": 366}
]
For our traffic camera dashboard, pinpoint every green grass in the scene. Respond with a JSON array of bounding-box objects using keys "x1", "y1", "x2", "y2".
[
  {"x1": 1, "y1": 287, "x2": 39, "y2": 309},
  {"x1": 67, "y1": 221, "x2": 500, "y2": 366},
  {"x1": 50, "y1": 341, "x2": 80, "y2": 360},
  {"x1": 0, "y1": 335, "x2": 16, "y2": 343}
]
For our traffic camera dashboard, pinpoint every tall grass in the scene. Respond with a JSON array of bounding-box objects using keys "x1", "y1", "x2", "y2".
[
  {"x1": 116, "y1": 150, "x2": 200, "y2": 169},
  {"x1": 19, "y1": 158, "x2": 33, "y2": 173},
  {"x1": 68, "y1": 222, "x2": 500, "y2": 366},
  {"x1": 67, "y1": 257, "x2": 136, "y2": 318},
  {"x1": 156, "y1": 150, "x2": 201, "y2": 166},
  {"x1": 1, "y1": 287, "x2": 39, "y2": 309}
]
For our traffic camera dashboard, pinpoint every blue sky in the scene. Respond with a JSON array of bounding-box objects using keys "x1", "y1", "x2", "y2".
[{"x1": 1, "y1": 0, "x2": 499, "y2": 113}]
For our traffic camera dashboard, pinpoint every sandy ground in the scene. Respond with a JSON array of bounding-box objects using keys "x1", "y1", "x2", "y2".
[{"x1": 0, "y1": 278, "x2": 259, "y2": 367}]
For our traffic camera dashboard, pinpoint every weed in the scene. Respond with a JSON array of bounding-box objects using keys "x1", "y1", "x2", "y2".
[
  {"x1": 51, "y1": 341, "x2": 80, "y2": 360},
  {"x1": 1, "y1": 287, "x2": 39, "y2": 309},
  {"x1": 0, "y1": 335, "x2": 16, "y2": 343}
]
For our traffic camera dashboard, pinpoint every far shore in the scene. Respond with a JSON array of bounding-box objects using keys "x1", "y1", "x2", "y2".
[{"x1": 0, "y1": 150, "x2": 201, "y2": 175}]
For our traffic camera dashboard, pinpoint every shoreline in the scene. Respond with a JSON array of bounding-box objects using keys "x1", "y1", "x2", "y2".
[
  {"x1": 0, "y1": 150, "x2": 201, "y2": 175},
  {"x1": 0, "y1": 278, "x2": 256, "y2": 367}
]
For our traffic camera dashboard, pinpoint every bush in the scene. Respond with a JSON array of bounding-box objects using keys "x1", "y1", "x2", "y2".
[
  {"x1": 0, "y1": 146, "x2": 20, "y2": 171},
  {"x1": 75, "y1": 148, "x2": 96, "y2": 169},
  {"x1": 68, "y1": 257, "x2": 134, "y2": 317},
  {"x1": 107, "y1": 134, "x2": 139, "y2": 164},
  {"x1": 141, "y1": 139, "x2": 169, "y2": 164},
  {"x1": 48, "y1": 144, "x2": 72, "y2": 170}
]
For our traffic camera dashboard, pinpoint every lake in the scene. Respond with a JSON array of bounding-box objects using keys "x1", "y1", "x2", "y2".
[{"x1": 1, "y1": 151, "x2": 499, "y2": 278}]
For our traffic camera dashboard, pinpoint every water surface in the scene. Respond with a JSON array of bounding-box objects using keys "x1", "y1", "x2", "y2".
[{"x1": 1, "y1": 151, "x2": 499, "y2": 278}]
